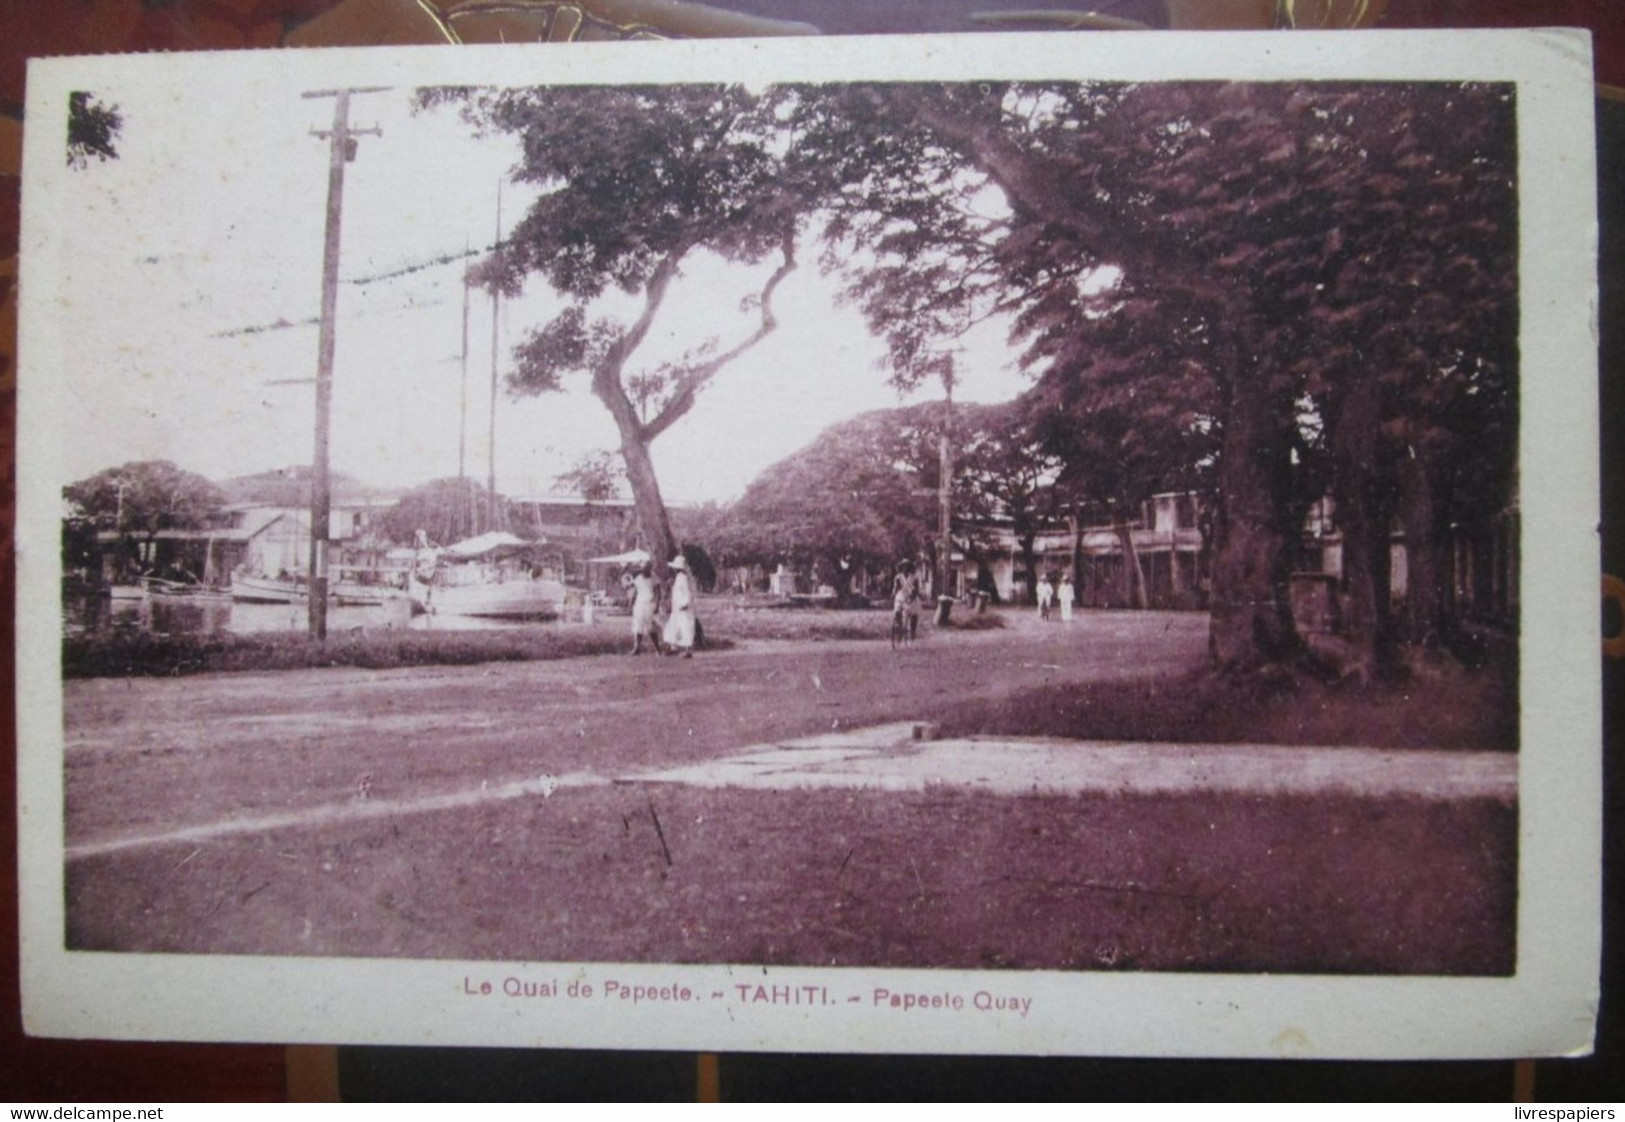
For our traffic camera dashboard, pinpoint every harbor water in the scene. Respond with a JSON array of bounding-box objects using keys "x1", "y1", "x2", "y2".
[{"x1": 66, "y1": 592, "x2": 537, "y2": 637}]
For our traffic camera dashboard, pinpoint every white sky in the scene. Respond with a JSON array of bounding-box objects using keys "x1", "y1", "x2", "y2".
[{"x1": 51, "y1": 81, "x2": 1031, "y2": 504}]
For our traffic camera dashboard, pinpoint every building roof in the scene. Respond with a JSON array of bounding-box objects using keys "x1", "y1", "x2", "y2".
[
  {"x1": 511, "y1": 490, "x2": 638, "y2": 509},
  {"x1": 96, "y1": 527, "x2": 253, "y2": 544},
  {"x1": 218, "y1": 467, "x2": 401, "y2": 508},
  {"x1": 442, "y1": 531, "x2": 542, "y2": 558}
]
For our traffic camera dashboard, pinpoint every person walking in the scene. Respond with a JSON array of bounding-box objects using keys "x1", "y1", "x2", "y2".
[
  {"x1": 627, "y1": 560, "x2": 662, "y2": 655},
  {"x1": 1037, "y1": 572, "x2": 1055, "y2": 621},
  {"x1": 892, "y1": 558, "x2": 923, "y2": 646},
  {"x1": 663, "y1": 554, "x2": 698, "y2": 658},
  {"x1": 1059, "y1": 572, "x2": 1075, "y2": 622}
]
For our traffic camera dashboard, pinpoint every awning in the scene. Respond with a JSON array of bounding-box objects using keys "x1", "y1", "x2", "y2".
[
  {"x1": 586, "y1": 549, "x2": 652, "y2": 565},
  {"x1": 442, "y1": 531, "x2": 538, "y2": 559}
]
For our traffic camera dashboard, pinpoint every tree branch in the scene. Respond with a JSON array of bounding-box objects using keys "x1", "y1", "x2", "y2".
[
  {"x1": 591, "y1": 247, "x2": 688, "y2": 432},
  {"x1": 642, "y1": 227, "x2": 798, "y2": 443}
]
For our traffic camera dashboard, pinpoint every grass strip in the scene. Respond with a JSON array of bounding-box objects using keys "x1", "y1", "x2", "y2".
[
  {"x1": 62, "y1": 604, "x2": 911, "y2": 678},
  {"x1": 937, "y1": 663, "x2": 1517, "y2": 751},
  {"x1": 68, "y1": 783, "x2": 1516, "y2": 975}
]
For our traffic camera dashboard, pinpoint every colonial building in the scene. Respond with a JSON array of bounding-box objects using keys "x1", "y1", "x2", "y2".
[
  {"x1": 90, "y1": 496, "x2": 395, "y2": 587},
  {"x1": 1289, "y1": 493, "x2": 1518, "y2": 633},
  {"x1": 954, "y1": 491, "x2": 1208, "y2": 609}
]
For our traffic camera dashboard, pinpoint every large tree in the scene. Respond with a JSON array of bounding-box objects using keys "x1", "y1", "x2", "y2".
[
  {"x1": 64, "y1": 461, "x2": 225, "y2": 580},
  {"x1": 870, "y1": 84, "x2": 1312, "y2": 663},
  {"x1": 1279, "y1": 85, "x2": 1518, "y2": 671},
  {"x1": 421, "y1": 85, "x2": 801, "y2": 581},
  {"x1": 949, "y1": 401, "x2": 1063, "y2": 605},
  {"x1": 64, "y1": 460, "x2": 224, "y2": 537},
  {"x1": 796, "y1": 81, "x2": 1515, "y2": 673},
  {"x1": 712, "y1": 406, "x2": 939, "y2": 600}
]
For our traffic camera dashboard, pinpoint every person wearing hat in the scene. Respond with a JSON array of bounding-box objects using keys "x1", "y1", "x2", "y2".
[
  {"x1": 892, "y1": 558, "x2": 922, "y2": 645},
  {"x1": 1037, "y1": 571, "x2": 1055, "y2": 621},
  {"x1": 662, "y1": 554, "x2": 698, "y2": 657}
]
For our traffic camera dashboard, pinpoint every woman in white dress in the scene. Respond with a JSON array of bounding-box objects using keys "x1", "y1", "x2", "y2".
[
  {"x1": 628, "y1": 561, "x2": 661, "y2": 655},
  {"x1": 663, "y1": 554, "x2": 698, "y2": 657}
]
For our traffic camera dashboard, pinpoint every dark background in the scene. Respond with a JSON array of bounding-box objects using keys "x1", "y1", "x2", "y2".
[{"x1": 2, "y1": 0, "x2": 1619, "y2": 1102}]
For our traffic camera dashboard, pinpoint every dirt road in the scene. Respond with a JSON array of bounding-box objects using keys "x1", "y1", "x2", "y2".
[
  {"x1": 58, "y1": 610, "x2": 1516, "y2": 973},
  {"x1": 64, "y1": 610, "x2": 1208, "y2": 854}
]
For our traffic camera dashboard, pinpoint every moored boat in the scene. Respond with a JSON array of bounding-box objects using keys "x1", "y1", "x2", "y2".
[
  {"x1": 232, "y1": 572, "x2": 409, "y2": 608},
  {"x1": 407, "y1": 531, "x2": 565, "y2": 619},
  {"x1": 231, "y1": 573, "x2": 307, "y2": 604},
  {"x1": 332, "y1": 580, "x2": 410, "y2": 608},
  {"x1": 146, "y1": 576, "x2": 232, "y2": 602}
]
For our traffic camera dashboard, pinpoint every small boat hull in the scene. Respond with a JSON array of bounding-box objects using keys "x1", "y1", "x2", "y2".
[
  {"x1": 409, "y1": 575, "x2": 565, "y2": 619},
  {"x1": 231, "y1": 575, "x2": 307, "y2": 604},
  {"x1": 233, "y1": 575, "x2": 410, "y2": 609},
  {"x1": 332, "y1": 587, "x2": 406, "y2": 608}
]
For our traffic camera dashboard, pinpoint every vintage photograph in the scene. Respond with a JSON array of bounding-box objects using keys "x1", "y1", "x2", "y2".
[{"x1": 17, "y1": 34, "x2": 1598, "y2": 1056}]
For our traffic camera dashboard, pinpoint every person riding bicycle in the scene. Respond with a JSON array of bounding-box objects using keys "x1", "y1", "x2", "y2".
[{"x1": 892, "y1": 558, "x2": 923, "y2": 645}]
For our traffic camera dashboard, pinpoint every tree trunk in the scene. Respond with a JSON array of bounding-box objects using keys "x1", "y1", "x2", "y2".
[
  {"x1": 1328, "y1": 374, "x2": 1396, "y2": 680},
  {"x1": 615, "y1": 427, "x2": 677, "y2": 579},
  {"x1": 1396, "y1": 445, "x2": 1449, "y2": 648},
  {"x1": 1017, "y1": 534, "x2": 1039, "y2": 605},
  {"x1": 1331, "y1": 385, "x2": 1379, "y2": 676},
  {"x1": 963, "y1": 540, "x2": 999, "y2": 604},
  {"x1": 1115, "y1": 522, "x2": 1149, "y2": 610},
  {"x1": 1069, "y1": 508, "x2": 1084, "y2": 607},
  {"x1": 1206, "y1": 354, "x2": 1300, "y2": 672}
]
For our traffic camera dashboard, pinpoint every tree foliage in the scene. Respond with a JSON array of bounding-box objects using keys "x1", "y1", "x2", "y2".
[
  {"x1": 554, "y1": 450, "x2": 627, "y2": 505},
  {"x1": 64, "y1": 461, "x2": 224, "y2": 538},
  {"x1": 789, "y1": 81, "x2": 1515, "y2": 671},
  {"x1": 419, "y1": 84, "x2": 804, "y2": 579},
  {"x1": 379, "y1": 477, "x2": 498, "y2": 547},
  {"x1": 711, "y1": 406, "x2": 939, "y2": 593},
  {"x1": 426, "y1": 80, "x2": 1517, "y2": 673}
]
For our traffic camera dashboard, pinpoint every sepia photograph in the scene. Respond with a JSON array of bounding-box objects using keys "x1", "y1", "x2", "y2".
[{"x1": 16, "y1": 32, "x2": 1599, "y2": 1056}]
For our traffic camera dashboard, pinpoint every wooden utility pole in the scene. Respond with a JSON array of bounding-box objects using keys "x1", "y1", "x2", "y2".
[
  {"x1": 304, "y1": 86, "x2": 384, "y2": 639},
  {"x1": 459, "y1": 240, "x2": 472, "y2": 539},
  {"x1": 487, "y1": 183, "x2": 503, "y2": 533}
]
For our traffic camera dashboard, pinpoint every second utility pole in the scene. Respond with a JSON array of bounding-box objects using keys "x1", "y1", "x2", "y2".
[
  {"x1": 304, "y1": 85, "x2": 384, "y2": 639},
  {"x1": 487, "y1": 181, "x2": 503, "y2": 534}
]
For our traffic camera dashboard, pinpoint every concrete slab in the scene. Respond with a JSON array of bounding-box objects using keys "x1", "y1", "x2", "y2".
[
  {"x1": 777, "y1": 721, "x2": 926, "y2": 749},
  {"x1": 70, "y1": 724, "x2": 1513, "y2": 863},
  {"x1": 68, "y1": 769, "x2": 608, "y2": 861},
  {"x1": 631, "y1": 727, "x2": 1517, "y2": 804}
]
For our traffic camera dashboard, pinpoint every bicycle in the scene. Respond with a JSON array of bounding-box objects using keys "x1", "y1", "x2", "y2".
[{"x1": 891, "y1": 599, "x2": 922, "y2": 649}]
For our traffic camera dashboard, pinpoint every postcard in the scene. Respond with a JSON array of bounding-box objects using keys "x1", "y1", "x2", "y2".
[{"x1": 16, "y1": 28, "x2": 1600, "y2": 1056}]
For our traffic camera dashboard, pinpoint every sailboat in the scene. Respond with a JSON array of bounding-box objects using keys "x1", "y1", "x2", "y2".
[
  {"x1": 403, "y1": 195, "x2": 567, "y2": 621},
  {"x1": 407, "y1": 531, "x2": 565, "y2": 619}
]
